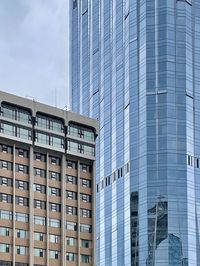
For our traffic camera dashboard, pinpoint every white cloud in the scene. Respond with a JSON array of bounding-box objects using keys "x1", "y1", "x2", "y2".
[{"x1": 0, "y1": 0, "x2": 69, "y2": 108}]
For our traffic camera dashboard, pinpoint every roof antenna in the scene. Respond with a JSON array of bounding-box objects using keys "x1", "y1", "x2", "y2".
[
  {"x1": 55, "y1": 88, "x2": 57, "y2": 107},
  {"x1": 25, "y1": 95, "x2": 37, "y2": 101}
]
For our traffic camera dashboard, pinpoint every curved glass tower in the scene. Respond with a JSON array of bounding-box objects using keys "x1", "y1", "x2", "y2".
[{"x1": 70, "y1": 0, "x2": 200, "y2": 265}]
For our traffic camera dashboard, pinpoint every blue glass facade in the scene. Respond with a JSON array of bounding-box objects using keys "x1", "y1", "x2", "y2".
[{"x1": 70, "y1": 0, "x2": 200, "y2": 265}]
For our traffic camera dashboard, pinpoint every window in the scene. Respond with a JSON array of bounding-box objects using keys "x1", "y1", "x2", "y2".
[
  {"x1": 33, "y1": 216, "x2": 46, "y2": 226},
  {"x1": 66, "y1": 175, "x2": 77, "y2": 184},
  {"x1": 34, "y1": 200, "x2": 46, "y2": 210},
  {"x1": 34, "y1": 168, "x2": 46, "y2": 178},
  {"x1": 50, "y1": 135, "x2": 65, "y2": 149},
  {"x1": 48, "y1": 218, "x2": 60, "y2": 228},
  {"x1": 66, "y1": 206, "x2": 77, "y2": 215},
  {"x1": 188, "y1": 155, "x2": 193, "y2": 166},
  {"x1": 81, "y1": 239, "x2": 90, "y2": 248},
  {"x1": 49, "y1": 203, "x2": 61, "y2": 212},
  {"x1": 66, "y1": 221, "x2": 77, "y2": 231},
  {"x1": 2, "y1": 161, "x2": 8, "y2": 169},
  {"x1": 73, "y1": 0, "x2": 77, "y2": 9},
  {"x1": 0, "y1": 122, "x2": 32, "y2": 140},
  {"x1": 35, "y1": 132, "x2": 64, "y2": 149},
  {"x1": 67, "y1": 141, "x2": 94, "y2": 156},
  {"x1": 68, "y1": 123, "x2": 94, "y2": 141},
  {"x1": 101, "y1": 179, "x2": 104, "y2": 189},
  {"x1": 125, "y1": 162, "x2": 130, "y2": 174},
  {"x1": 49, "y1": 156, "x2": 61, "y2": 165},
  {"x1": 19, "y1": 165, "x2": 24, "y2": 173},
  {"x1": 35, "y1": 132, "x2": 49, "y2": 146},
  {"x1": 16, "y1": 196, "x2": 29, "y2": 206},
  {"x1": 0, "y1": 160, "x2": 12, "y2": 170},
  {"x1": 15, "y1": 164, "x2": 28, "y2": 174},
  {"x1": 34, "y1": 232, "x2": 45, "y2": 242},
  {"x1": 0, "y1": 193, "x2": 12, "y2": 203},
  {"x1": 80, "y1": 163, "x2": 91, "y2": 173},
  {"x1": 0, "y1": 176, "x2": 12, "y2": 186},
  {"x1": 16, "y1": 246, "x2": 28, "y2": 255},
  {"x1": 17, "y1": 127, "x2": 32, "y2": 140},
  {"x1": 36, "y1": 168, "x2": 40, "y2": 176},
  {"x1": 36, "y1": 114, "x2": 64, "y2": 133},
  {"x1": 15, "y1": 180, "x2": 29, "y2": 190},
  {"x1": 1, "y1": 103, "x2": 31, "y2": 124},
  {"x1": 49, "y1": 250, "x2": 60, "y2": 260},
  {"x1": 81, "y1": 254, "x2": 90, "y2": 264},
  {"x1": 0, "y1": 227, "x2": 10, "y2": 236},
  {"x1": 80, "y1": 224, "x2": 92, "y2": 233},
  {"x1": 33, "y1": 184, "x2": 46, "y2": 194},
  {"x1": 0, "y1": 210, "x2": 13, "y2": 220},
  {"x1": 66, "y1": 252, "x2": 76, "y2": 262},
  {"x1": 81, "y1": 178, "x2": 91, "y2": 188},
  {"x1": 48, "y1": 187, "x2": 61, "y2": 196},
  {"x1": 1, "y1": 177, "x2": 8, "y2": 186},
  {"x1": 80, "y1": 194, "x2": 91, "y2": 202},
  {"x1": 34, "y1": 248, "x2": 44, "y2": 258},
  {"x1": 15, "y1": 213, "x2": 29, "y2": 223},
  {"x1": 34, "y1": 152, "x2": 46, "y2": 162},
  {"x1": 66, "y1": 190, "x2": 77, "y2": 200},
  {"x1": 0, "y1": 144, "x2": 13, "y2": 154},
  {"x1": 15, "y1": 148, "x2": 29, "y2": 158},
  {"x1": 0, "y1": 244, "x2": 10, "y2": 253},
  {"x1": 197, "y1": 158, "x2": 200, "y2": 168},
  {"x1": 80, "y1": 209, "x2": 92, "y2": 218},
  {"x1": 66, "y1": 237, "x2": 76, "y2": 246},
  {"x1": 49, "y1": 171, "x2": 61, "y2": 181},
  {"x1": 66, "y1": 160, "x2": 77, "y2": 169},
  {"x1": 49, "y1": 234, "x2": 60, "y2": 243},
  {"x1": 16, "y1": 229, "x2": 27, "y2": 239}
]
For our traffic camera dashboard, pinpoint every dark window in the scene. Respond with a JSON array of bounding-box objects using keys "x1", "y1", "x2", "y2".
[
  {"x1": 0, "y1": 144, "x2": 13, "y2": 154},
  {"x1": 66, "y1": 160, "x2": 77, "y2": 169},
  {"x1": 34, "y1": 152, "x2": 46, "y2": 162},
  {"x1": 80, "y1": 163, "x2": 91, "y2": 172},
  {"x1": 73, "y1": 0, "x2": 77, "y2": 9},
  {"x1": 15, "y1": 148, "x2": 29, "y2": 158},
  {"x1": 188, "y1": 155, "x2": 193, "y2": 166},
  {"x1": 49, "y1": 156, "x2": 61, "y2": 165}
]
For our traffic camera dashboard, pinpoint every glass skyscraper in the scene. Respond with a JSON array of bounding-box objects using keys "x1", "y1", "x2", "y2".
[{"x1": 70, "y1": 0, "x2": 200, "y2": 265}]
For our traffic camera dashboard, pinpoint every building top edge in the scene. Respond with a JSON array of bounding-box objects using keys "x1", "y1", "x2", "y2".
[{"x1": 0, "y1": 90, "x2": 98, "y2": 133}]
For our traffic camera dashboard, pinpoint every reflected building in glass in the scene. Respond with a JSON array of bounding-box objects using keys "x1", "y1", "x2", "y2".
[{"x1": 70, "y1": 0, "x2": 200, "y2": 265}]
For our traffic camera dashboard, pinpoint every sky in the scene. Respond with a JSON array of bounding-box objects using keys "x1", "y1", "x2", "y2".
[{"x1": 0, "y1": 0, "x2": 70, "y2": 109}]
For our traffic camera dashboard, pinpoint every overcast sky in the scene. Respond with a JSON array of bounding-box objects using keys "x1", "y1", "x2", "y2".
[{"x1": 0, "y1": 0, "x2": 70, "y2": 109}]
